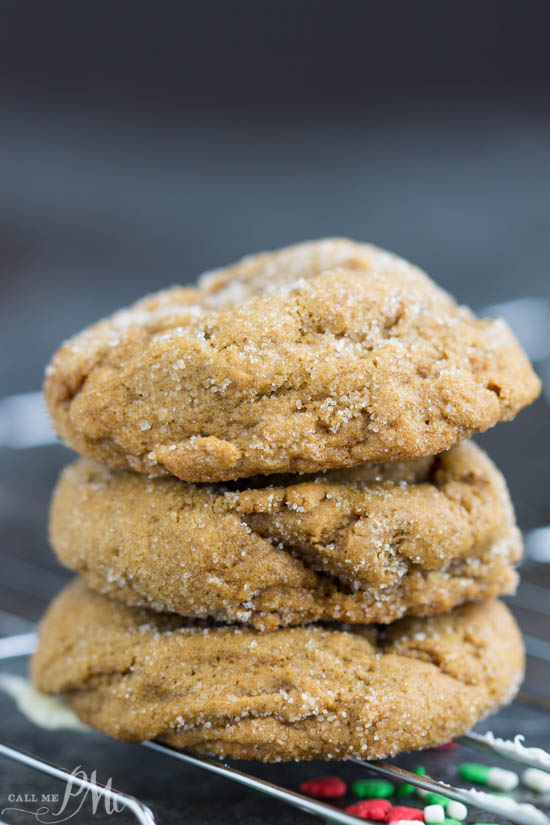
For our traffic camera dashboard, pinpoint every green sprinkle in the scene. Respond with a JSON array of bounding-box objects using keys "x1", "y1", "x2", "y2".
[
  {"x1": 442, "y1": 819, "x2": 461, "y2": 825},
  {"x1": 410, "y1": 766, "x2": 429, "y2": 799},
  {"x1": 351, "y1": 779, "x2": 394, "y2": 799},
  {"x1": 458, "y1": 763, "x2": 490, "y2": 785},
  {"x1": 425, "y1": 793, "x2": 451, "y2": 807},
  {"x1": 397, "y1": 767, "x2": 425, "y2": 797}
]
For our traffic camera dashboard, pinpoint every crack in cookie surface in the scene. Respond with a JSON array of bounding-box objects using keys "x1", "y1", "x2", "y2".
[
  {"x1": 49, "y1": 441, "x2": 521, "y2": 629},
  {"x1": 32, "y1": 581, "x2": 525, "y2": 761},
  {"x1": 44, "y1": 239, "x2": 540, "y2": 481}
]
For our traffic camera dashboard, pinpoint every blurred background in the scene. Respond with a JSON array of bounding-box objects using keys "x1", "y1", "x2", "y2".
[{"x1": 0, "y1": 2, "x2": 549, "y2": 822}]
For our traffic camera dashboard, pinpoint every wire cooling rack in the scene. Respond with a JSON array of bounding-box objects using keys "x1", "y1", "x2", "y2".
[{"x1": 0, "y1": 619, "x2": 549, "y2": 825}]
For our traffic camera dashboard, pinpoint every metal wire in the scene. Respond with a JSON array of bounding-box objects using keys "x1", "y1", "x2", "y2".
[
  {"x1": 143, "y1": 741, "x2": 367, "y2": 825},
  {"x1": 0, "y1": 632, "x2": 37, "y2": 660},
  {"x1": 524, "y1": 635, "x2": 550, "y2": 662},
  {"x1": 0, "y1": 742, "x2": 157, "y2": 825},
  {"x1": 1, "y1": 626, "x2": 550, "y2": 825},
  {"x1": 352, "y1": 759, "x2": 550, "y2": 825},
  {"x1": 460, "y1": 731, "x2": 550, "y2": 771}
]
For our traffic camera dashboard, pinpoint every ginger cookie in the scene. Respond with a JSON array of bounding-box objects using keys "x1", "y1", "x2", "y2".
[
  {"x1": 44, "y1": 239, "x2": 540, "y2": 482},
  {"x1": 32, "y1": 580, "x2": 524, "y2": 761},
  {"x1": 49, "y1": 441, "x2": 521, "y2": 630}
]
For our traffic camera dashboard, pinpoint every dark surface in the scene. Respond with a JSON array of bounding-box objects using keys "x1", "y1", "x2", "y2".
[
  {"x1": 1, "y1": 642, "x2": 550, "y2": 825},
  {"x1": 1, "y1": 3, "x2": 550, "y2": 823}
]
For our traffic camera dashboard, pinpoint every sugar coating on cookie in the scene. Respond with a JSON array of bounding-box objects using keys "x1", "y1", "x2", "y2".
[
  {"x1": 49, "y1": 441, "x2": 521, "y2": 629},
  {"x1": 44, "y1": 239, "x2": 540, "y2": 482},
  {"x1": 32, "y1": 581, "x2": 524, "y2": 762}
]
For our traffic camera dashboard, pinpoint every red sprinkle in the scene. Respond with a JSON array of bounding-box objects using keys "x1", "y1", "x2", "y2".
[
  {"x1": 435, "y1": 741, "x2": 458, "y2": 751},
  {"x1": 300, "y1": 776, "x2": 347, "y2": 798},
  {"x1": 346, "y1": 799, "x2": 392, "y2": 820},
  {"x1": 387, "y1": 806, "x2": 425, "y2": 822}
]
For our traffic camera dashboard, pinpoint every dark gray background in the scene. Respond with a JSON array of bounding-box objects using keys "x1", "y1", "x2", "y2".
[{"x1": 0, "y1": 3, "x2": 549, "y2": 823}]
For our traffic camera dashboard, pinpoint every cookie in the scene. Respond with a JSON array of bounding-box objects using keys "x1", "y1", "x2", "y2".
[
  {"x1": 49, "y1": 441, "x2": 521, "y2": 629},
  {"x1": 44, "y1": 239, "x2": 540, "y2": 482},
  {"x1": 31, "y1": 580, "x2": 525, "y2": 761}
]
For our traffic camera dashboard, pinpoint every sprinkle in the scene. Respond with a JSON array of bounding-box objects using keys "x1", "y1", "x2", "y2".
[
  {"x1": 392, "y1": 819, "x2": 426, "y2": 825},
  {"x1": 424, "y1": 804, "x2": 445, "y2": 823},
  {"x1": 522, "y1": 768, "x2": 550, "y2": 794},
  {"x1": 399, "y1": 766, "x2": 426, "y2": 797},
  {"x1": 351, "y1": 778, "x2": 395, "y2": 799},
  {"x1": 458, "y1": 763, "x2": 518, "y2": 791},
  {"x1": 445, "y1": 801, "x2": 467, "y2": 821},
  {"x1": 442, "y1": 820, "x2": 462, "y2": 825},
  {"x1": 435, "y1": 742, "x2": 458, "y2": 751},
  {"x1": 424, "y1": 793, "x2": 451, "y2": 807},
  {"x1": 387, "y1": 805, "x2": 425, "y2": 822},
  {"x1": 392, "y1": 821, "x2": 423, "y2": 825},
  {"x1": 299, "y1": 776, "x2": 347, "y2": 798},
  {"x1": 345, "y1": 799, "x2": 392, "y2": 820}
]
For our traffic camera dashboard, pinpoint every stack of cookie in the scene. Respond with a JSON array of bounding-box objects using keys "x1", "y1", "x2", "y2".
[{"x1": 32, "y1": 239, "x2": 540, "y2": 762}]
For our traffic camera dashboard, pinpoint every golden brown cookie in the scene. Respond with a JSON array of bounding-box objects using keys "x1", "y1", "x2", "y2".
[
  {"x1": 44, "y1": 239, "x2": 540, "y2": 482},
  {"x1": 49, "y1": 441, "x2": 521, "y2": 630},
  {"x1": 32, "y1": 580, "x2": 524, "y2": 761}
]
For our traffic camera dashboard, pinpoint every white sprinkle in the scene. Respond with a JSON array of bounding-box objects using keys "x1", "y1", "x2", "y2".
[
  {"x1": 522, "y1": 768, "x2": 550, "y2": 795},
  {"x1": 424, "y1": 804, "x2": 445, "y2": 823},
  {"x1": 446, "y1": 801, "x2": 467, "y2": 820},
  {"x1": 487, "y1": 766, "x2": 519, "y2": 791}
]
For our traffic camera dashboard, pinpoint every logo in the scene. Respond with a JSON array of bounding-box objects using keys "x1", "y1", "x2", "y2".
[{"x1": 2, "y1": 766, "x2": 126, "y2": 822}]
